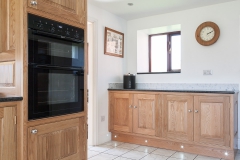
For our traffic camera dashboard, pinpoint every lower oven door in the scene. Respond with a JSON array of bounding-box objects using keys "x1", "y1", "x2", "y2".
[{"x1": 28, "y1": 65, "x2": 84, "y2": 120}]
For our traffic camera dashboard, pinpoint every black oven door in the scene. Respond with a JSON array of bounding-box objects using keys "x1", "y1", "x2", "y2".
[
  {"x1": 28, "y1": 64, "x2": 84, "y2": 120},
  {"x1": 28, "y1": 28, "x2": 84, "y2": 68}
]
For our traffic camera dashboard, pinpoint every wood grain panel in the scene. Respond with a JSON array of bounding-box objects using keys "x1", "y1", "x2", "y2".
[
  {"x1": 61, "y1": 127, "x2": 78, "y2": 158},
  {"x1": 78, "y1": 117, "x2": 85, "y2": 160},
  {"x1": 155, "y1": 94, "x2": 162, "y2": 137},
  {"x1": 79, "y1": 0, "x2": 86, "y2": 25},
  {"x1": 28, "y1": 118, "x2": 81, "y2": 160},
  {"x1": 162, "y1": 95, "x2": 193, "y2": 141},
  {"x1": 168, "y1": 101, "x2": 187, "y2": 133},
  {"x1": 44, "y1": 0, "x2": 77, "y2": 12},
  {"x1": 114, "y1": 98, "x2": 129, "y2": 126},
  {"x1": 133, "y1": 94, "x2": 156, "y2": 136},
  {"x1": 194, "y1": 96, "x2": 230, "y2": 147},
  {"x1": 112, "y1": 93, "x2": 132, "y2": 132},
  {"x1": 0, "y1": 0, "x2": 16, "y2": 52},
  {"x1": 27, "y1": 0, "x2": 86, "y2": 25},
  {"x1": 9, "y1": 0, "x2": 16, "y2": 50},
  {"x1": 0, "y1": 106, "x2": 17, "y2": 160},
  {"x1": 200, "y1": 102, "x2": 222, "y2": 137},
  {"x1": 0, "y1": 61, "x2": 15, "y2": 86},
  {"x1": 0, "y1": 0, "x2": 8, "y2": 52}
]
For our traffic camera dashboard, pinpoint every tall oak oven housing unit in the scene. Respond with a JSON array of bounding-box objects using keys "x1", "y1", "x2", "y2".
[{"x1": 28, "y1": 14, "x2": 85, "y2": 120}]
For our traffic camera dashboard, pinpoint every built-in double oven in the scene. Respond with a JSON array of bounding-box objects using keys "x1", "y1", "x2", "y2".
[{"x1": 28, "y1": 14, "x2": 84, "y2": 120}]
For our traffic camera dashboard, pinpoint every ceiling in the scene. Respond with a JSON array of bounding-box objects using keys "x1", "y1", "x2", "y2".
[{"x1": 88, "y1": 0, "x2": 236, "y2": 20}]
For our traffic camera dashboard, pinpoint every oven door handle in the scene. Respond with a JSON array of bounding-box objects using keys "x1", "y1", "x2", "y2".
[
  {"x1": 31, "y1": 30, "x2": 84, "y2": 43},
  {"x1": 34, "y1": 65, "x2": 84, "y2": 71}
]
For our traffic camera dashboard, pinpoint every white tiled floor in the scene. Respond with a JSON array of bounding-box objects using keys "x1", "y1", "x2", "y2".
[{"x1": 88, "y1": 141, "x2": 240, "y2": 160}]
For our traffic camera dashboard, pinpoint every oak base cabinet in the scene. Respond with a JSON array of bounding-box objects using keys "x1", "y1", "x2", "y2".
[
  {"x1": 28, "y1": 117, "x2": 85, "y2": 160},
  {"x1": 109, "y1": 92, "x2": 158, "y2": 136},
  {"x1": 109, "y1": 91, "x2": 238, "y2": 160},
  {"x1": 194, "y1": 96, "x2": 231, "y2": 147},
  {"x1": 0, "y1": 103, "x2": 17, "y2": 160}
]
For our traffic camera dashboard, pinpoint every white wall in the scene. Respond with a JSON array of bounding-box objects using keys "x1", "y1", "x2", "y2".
[
  {"x1": 137, "y1": 31, "x2": 149, "y2": 72},
  {"x1": 126, "y1": 1, "x2": 240, "y2": 147},
  {"x1": 88, "y1": 3, "x2": 127, "y2": 144},
  {"x1": 127, "y1": 1, "x2": 240, "y2": 83}
]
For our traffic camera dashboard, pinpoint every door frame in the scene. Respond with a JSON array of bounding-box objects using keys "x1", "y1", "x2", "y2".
[{"x1": 87, "y1": 17, "x2": 98, "y2": 146}]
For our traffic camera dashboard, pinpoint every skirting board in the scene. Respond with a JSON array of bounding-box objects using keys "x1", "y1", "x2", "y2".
[{"x1": 97, "y1": 132, "x2": 111, "y2": 145}]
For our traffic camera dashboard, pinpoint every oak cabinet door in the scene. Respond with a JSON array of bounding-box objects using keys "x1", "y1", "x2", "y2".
[
  {"x1": 162, "y1": 95, "x2": 194, "y2": 141},
  {"x1": 0, "y1": 106, "x2": 17, "y2": 160},
  {"x1": 133, "y1": 94, "x2": 156, "y2": 136},
  {"x1": 27, "y1": 0, "x2": 86, "y2": 25},
  {"x1": 28, "y1": 118, "x2": 85, "y2": 160},
  {"x1": 109, "y1": 93, "x2": 133, "y2": 132},
  {"x1": 194, "y1": 96, "x2": 230, "y2": 147}
]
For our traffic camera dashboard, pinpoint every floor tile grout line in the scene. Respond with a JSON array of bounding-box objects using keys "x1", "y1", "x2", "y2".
[
  {"x1": 87, "y1": 151, "x2": 102, "y2": 159},
  {"x1": 88, "y1": 141, "x2": 233, "y2": 160}
]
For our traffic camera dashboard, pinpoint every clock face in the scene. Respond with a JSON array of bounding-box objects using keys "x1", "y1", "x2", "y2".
[
  {"x1": 195, "y1": 21, "x2": 220, "y2": 46},
  {"x1": 200, "y1": 27, "x2": 215, "y2": 41}
]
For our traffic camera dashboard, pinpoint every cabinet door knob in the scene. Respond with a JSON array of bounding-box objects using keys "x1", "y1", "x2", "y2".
[
  {"x1": 188, "y1": 110, "x2": 192, "y2": 113},
  {"x1": 30, "y1": 1, "x2": 37, "y2": 6},
  {"x1": 133, "y1": 106, "x2": 137, "y2": 108},
  {"x1": 195, "y1": 110, "x2": 199, "y2": 113},
  {"x1": 31, "y1": 129, "x2": 38, "y2": 134}
]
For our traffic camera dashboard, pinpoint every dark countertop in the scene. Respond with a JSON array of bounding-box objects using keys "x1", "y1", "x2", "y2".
[
  {"x1": 0, "y1": 94, "x2": 23, "y2": 102},
  {"x1": 108, "y1": 89, "x2": 236, "y2": 94}
]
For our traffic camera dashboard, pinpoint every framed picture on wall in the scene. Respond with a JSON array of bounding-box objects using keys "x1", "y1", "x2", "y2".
[{"x1": 104, "y1": 27, "x2": 124, "y2": 58}]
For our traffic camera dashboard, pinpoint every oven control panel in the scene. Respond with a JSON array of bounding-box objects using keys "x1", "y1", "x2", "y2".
[{"x1": 28, "y1": 14, "x2": 84, "y2": 42}]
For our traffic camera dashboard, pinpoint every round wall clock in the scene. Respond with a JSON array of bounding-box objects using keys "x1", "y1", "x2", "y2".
[{"x1": 195, "y1": 21, "x2": 220, "y2": 46}]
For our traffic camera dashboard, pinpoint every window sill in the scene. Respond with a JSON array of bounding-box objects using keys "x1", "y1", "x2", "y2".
[{"x1": 137, "y1": 70, "x2": 181, "y2": 74}]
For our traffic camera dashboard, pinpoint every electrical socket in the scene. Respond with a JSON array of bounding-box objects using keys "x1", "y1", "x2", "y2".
[
  {"x1": 203, "y1": 70, "x2": 212, "y2": 75},
  {"x1": 101, "y1": 116, "x2": 105, "y2": 122}
]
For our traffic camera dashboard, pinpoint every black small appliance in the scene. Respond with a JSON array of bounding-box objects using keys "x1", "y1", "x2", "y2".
[{"x1": 123, "y1": 73, "x2": 136, "y2": 89}]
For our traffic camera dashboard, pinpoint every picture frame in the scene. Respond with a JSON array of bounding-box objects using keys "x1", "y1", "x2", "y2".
[{"x1": 104, "y1": 27, "x2": 124, "y2": 58}]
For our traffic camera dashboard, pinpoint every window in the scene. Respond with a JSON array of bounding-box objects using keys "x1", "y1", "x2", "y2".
[{"x1": 149, "y1": 31, "x2": 181, "y2": 73}]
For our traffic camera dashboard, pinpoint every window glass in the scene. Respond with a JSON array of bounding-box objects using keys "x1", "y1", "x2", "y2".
[
  {"x1": 151, "y1": 35, "x2": 167, "y2": 72},
  {"x1": 171, "y1": 35, "x2": 181, "y2": 70}
]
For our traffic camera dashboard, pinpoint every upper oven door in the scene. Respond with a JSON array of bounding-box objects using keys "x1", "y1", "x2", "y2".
[{"x1": 28, "y1": 28, "x2": 84, "y2": 68}]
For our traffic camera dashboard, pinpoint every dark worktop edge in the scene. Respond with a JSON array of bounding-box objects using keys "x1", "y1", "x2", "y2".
[
  {"x1": 108, "y1": 89, "x2": 237, "y2": 94},
  {"x1": 0, "y1": 96, "x2": 23, "y2": 102}
]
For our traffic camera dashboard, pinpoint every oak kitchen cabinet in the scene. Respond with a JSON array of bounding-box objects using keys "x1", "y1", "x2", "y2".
[
  {"x1": 109, "y1": 90, "x2": 238, "y2": 160},
  {"x1": 27, "y1": 0, "x2": 86, "y2": 25},
  {"x1": 28, "y1": 117, "x2": 85, "y2": 160},
  {"x1": 0, "y1": 102, "x2": 18, "y2": 160},
  {"x1": 163, "y1": 94, "x2": 231, "y2": 147},
  {"x1": 194, "y1": 96, "x2": 231, "y2": 147},
  {"x1": 109, "y1": 92, "x2": 158, "y2": 136}
]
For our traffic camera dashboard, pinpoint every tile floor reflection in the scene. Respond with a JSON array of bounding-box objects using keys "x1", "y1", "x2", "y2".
[{"x1": 88, "y1": 141, "x2": 240, "y2": 160}]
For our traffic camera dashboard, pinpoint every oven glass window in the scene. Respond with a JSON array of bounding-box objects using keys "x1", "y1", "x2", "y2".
[
  {"x1": 37, "y1": 39, "x2": 79, "y2": 59},
  {"x1": 38, "y1": 72, "x2": 78, "y2": 105}
]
